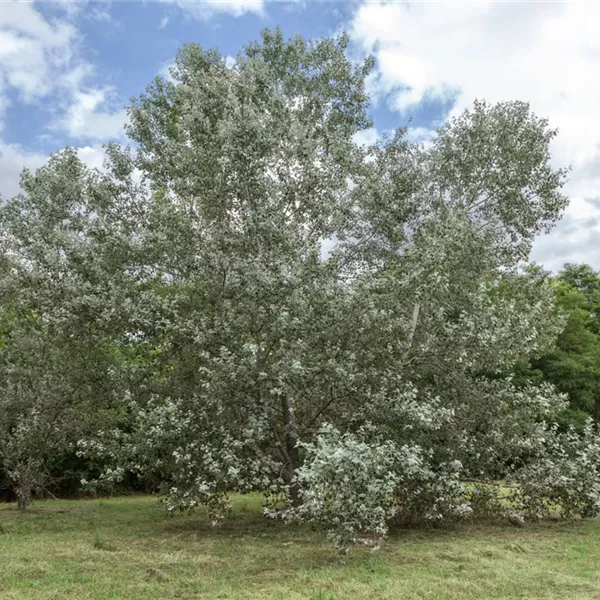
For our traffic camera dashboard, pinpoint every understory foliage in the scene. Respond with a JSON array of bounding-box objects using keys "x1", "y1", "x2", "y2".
[
  {"x1": 511, "y1": 420, "x2": 600, "y2": 520},
  {"x1": 281, "y1": 424, "x2": 471, "y2": 549},
  {"x1": 529, "y1": 264, "x2": 600, "y2": 428},
  {"x1": 1, "y1": 29, "x2": 600, "y2": 546}
]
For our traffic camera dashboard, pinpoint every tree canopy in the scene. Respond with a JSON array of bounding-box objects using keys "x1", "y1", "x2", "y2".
[{"x1": 1, "y1": 29, "x2": 599, "y2": 549}]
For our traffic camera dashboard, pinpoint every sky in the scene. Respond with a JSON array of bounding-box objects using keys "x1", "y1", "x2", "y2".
[{"x1": 1, "y1": 0, "x2": 599, "y2": 271}]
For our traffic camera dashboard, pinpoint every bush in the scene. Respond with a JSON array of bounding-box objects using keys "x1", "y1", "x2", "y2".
[
  {"x1": 275, "y1": 425, "x2": 400, "y2": 550},
  {"x1": 511, "y1": 420, "x2": 600, "y2": 519},
  {"x1": 274, "y1": 425, "x2": 470, "y2": 550}
]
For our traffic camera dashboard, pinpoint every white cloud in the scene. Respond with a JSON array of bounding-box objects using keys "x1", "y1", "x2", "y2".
[
  {"x1": 0, "y1": 2, "x2": 129, "y2": 204},
  {"x1": 406, "y1": 126, "x2": 436, "y2": 150},
  {"x1": 163, "y1": 0, "x2": 265, "y2": 21},
  {"x1": 159, "y1": 60, "x2": 176, "y2": 83},
  {"x1": 0, "y1": 142, "x2": 133, "y2": 203},
  {"x1": 0, "y1": 3, "x2": 78, "y2": 108},
  {"x1": 46, "y1": 0, "x2": 113, "y2": 22},
  {"x1": 283, "y1": 1, "x2": 306, "y2": 15},
  {"x1": 159, "y1": 16, "x2": 169, "y2": 28},
  {"x1": 76, "y1": 144, "x2": 109, "y2": 171},
  {"x1": 350, "y1": 1, "x2": 600, "y2": 270},
  {"x1": 0, "y1": 141, "x2": 47, "y2": 200},
  {"x1": 45, "y1": 0, "x2": 88, "y2": 19},
  {"x1": 88, "y1": 5, "x2": 113, "y2": 23},
  {"x1": 51, "y1": 87, "x2": 127, "y2": 142},
  {"x1": 529, "y1": 196, "x2": 600, "y2": 271},
  {"x1": 0, "y1": 2, "x2": 126, "y2": 144},
  {"x1": 352, "y1": 127, "x2": 378, "y2": 147}
]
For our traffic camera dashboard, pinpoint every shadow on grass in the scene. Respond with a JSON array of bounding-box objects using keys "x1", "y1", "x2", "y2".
[{"x1": 1, "y1": 494, "x2": 595, "y2": 549}]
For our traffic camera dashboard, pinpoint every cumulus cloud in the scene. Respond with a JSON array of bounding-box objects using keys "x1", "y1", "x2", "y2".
[
  {"x1": 349, "y1": 1, "x2": 600, "y2": 270},
  {"x1": 352, "y1": 127, "x2": 379, "y2": 147},
  {"x1": 530, "y1": 202, "x2": 600, "y2": 271},
  {"x1": 162, "y1": 0, "x2": 264, "y2": 21},
  {"x1": 159, "y1": 60, "x2": 177, "y2": 83},
  {"x1": 50, "y1": 87, "x2": 127, "y2": 142},
  {"x1": 0, "y1": 3, "x2": 78, "y2": 109},
  {"x1": 76, "y1": 144, "x2": 110, "y2": 171},
  {"x1": 0, "y1": 2, "x2": 125, "y2": 143},
  {"x1": 405, "y1": 127, "x2": 437, "y2": 150},
  {"x1": 0, "y1": 3, "x2": 125, "y2": 200},
  {"x1": 0, "y1": 141, "x2": 47, "y2": 200}
]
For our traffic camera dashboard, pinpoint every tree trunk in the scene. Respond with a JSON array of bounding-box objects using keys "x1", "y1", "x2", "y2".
[
  {"x1": 16, "y1": 484, "x2": 31, "y2": 512},
  {"x1": 14, "y1": 459, "x2": 37, "y2": 512},
  {"x1": 281, "y1": 394, "x2": 302, "y2": 506}
]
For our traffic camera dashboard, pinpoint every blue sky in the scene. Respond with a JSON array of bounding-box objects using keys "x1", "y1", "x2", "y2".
[
  {"x1": 2, "y1": 1, "x2": 439, "y2": 152},
  {"x1": 1, "y1": 1, "x2": 600, "y2": 270}
]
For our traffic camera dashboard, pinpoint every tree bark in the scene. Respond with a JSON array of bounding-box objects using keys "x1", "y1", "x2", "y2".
[
  {"x1": 281, "y1": 394, "x2": 302, "y2": 506},
  {"x1": 16, "y1": 484, "x2": 30, "y2": 512},
  {"x1": 403, "y1": 301, "x2": 421, "y2": 363}
]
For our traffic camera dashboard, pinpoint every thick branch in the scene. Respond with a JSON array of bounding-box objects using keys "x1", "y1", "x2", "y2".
[{"x1": 403, "y1": 301, "x2": 421, "y2": 362}]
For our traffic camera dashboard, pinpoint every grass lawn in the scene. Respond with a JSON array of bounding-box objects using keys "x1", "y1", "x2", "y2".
[{"x1": 1, "y1": 495, "x2": 599, "y2": 599}]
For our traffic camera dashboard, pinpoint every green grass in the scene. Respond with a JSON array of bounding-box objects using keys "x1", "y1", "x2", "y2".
[{"x1": 1, "y1": 495, "x2": 599, "y2": 599}]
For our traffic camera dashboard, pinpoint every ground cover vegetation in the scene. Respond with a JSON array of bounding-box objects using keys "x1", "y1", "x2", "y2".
[{"x1": 1, "y1": 495, "x2": 600, "y2": 600}]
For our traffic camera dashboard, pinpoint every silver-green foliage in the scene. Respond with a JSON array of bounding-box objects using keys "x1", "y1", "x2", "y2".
[
  {"x1": 2, "y1": 29, "x2": 600, "y2": 539},
  {"x1": 511, "y1": 420, "x2": 600, "y2": 520},
  {"x1": 282, "y1": 423, "x2": 470, "y2": 550},
  {"x1": 0, "y1": 148, "x2": 147, "y2": 508}
]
